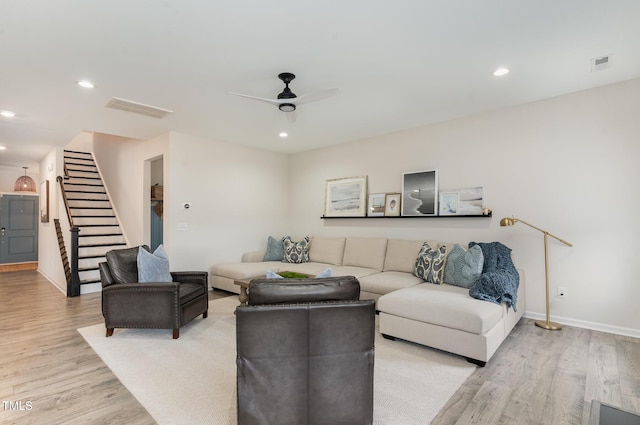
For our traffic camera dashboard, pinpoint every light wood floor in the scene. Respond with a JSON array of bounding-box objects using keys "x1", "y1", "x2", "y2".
[{"x1": 1, "y1": 271, "x2": 638, "y2": 425}]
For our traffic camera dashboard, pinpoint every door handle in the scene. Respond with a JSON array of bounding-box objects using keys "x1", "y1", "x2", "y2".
[{"x1": 1, "y1": 227, "x2": 5, "y2": 236}]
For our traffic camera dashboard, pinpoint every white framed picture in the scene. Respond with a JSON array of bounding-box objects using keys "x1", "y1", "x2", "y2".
[
  {"x1": 384, "y1": 193, "x2": 401, "y2": 216},
  {"x1": 368, "y1": 193, "x2": 386, "y2": 216},
  {"x1": 439, "y1": 192, "x2": 459, "y2": 215},
  {"x1": 439, "y1": 187, "x2": 484, "y2": 215},
  {"x1": 323, "y1": 176, "x2": 368, "y2": 217}
]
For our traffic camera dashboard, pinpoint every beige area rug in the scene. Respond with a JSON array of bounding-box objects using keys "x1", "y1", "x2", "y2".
[{"x1": 79, "y1": 296, "x2": 475, "y2": 425}]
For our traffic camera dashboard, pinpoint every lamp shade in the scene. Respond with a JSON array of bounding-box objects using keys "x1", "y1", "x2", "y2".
[
  {"x1": 500, "y1": 217, "x2": 517, "y2": 226},
  {"x1": 14, "y1": 167, "x2": 36, "y2": 192}
]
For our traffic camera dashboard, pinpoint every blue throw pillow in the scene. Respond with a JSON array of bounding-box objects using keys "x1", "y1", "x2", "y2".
[
  {"x1": 265, "y1": 270, "x2": 283, "y2": 279},
  {"x1": 315, "y1": 268, "x2": 332, "y2": 278},
  {"x1": 263, "y1": 236, "x2": 284, "y2": 261},
  {"x1": 137, "y1": 245, "x2": 173, "y2": 283},
  {"x1": 444, "y1": 244, "x2": 484, "y2": 288}
]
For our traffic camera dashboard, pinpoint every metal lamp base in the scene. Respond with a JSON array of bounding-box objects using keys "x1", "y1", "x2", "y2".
[{"x1": 535, "y1": 320, "x2": 562, "y2": 330}]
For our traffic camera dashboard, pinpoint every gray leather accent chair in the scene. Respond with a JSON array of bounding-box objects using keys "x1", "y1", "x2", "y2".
[
  {"x1": 99, "y1": 245, "x2": 208, "y2": 339},
  {"x1": 236, "y1": 276, "x2": 375, "y2": 425}
]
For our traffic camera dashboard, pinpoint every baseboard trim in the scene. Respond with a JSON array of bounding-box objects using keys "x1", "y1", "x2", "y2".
[
  {"x1": 524, "y1": 311, "x2": 640, "y2": 339},
  {"x1": 37, "y1": 269, "x2": 67, "y2": 295}
]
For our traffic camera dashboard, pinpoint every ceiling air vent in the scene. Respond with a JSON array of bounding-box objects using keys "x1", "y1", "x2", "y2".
[
  {"x1": 591, "y1": 55, "x2": 611, "y2": 72},
  {"x1": 105, "y1": 97, "x2": 173, "y2": 119}
]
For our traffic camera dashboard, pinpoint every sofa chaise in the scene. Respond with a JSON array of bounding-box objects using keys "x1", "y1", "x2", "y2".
[{"x1": 211, "y1": 236, "x2": 525, "y2": 365}]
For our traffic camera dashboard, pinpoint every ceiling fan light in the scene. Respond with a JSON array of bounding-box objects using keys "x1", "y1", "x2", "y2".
[{"x1": 279, "y1": 103, "x2": 296, "y2": 112}]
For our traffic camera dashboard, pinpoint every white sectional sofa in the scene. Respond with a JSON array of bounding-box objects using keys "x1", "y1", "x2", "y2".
[{"x1": 211, "y1": 236, "x2": 525, "y2": 365}]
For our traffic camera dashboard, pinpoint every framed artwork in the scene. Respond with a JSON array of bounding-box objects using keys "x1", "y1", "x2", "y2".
[
  {"x1": 324, "y1": 176, "x2": 368, "y2": 217},
  {"x1": 40, "y1": 180, "x2": 49, "y2": 223},
  {"x1": 401, "y1": 170, "x2": 438, "y2": 216},
  {"x1": 440, "y1": 187, "x2": 484, "y2": 215},
  {"x1": 384, "y1": 193, "x2": 401, "y2": 216},
  {"x1": 439, "y1": 192, "x2": 459, "y2": 215},
  {"x1": 368, "y1": 193, "x2": 386, "y2": 217}
]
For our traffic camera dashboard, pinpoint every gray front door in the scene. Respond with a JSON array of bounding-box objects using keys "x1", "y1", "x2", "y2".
[{"x1": 0, "y1": 195, "x2": 39, "y2": 264}]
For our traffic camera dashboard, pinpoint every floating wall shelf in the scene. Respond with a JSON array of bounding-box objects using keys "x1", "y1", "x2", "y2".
[{"x1": 321, "y1": 213, "x2": 492, "y2": 219}]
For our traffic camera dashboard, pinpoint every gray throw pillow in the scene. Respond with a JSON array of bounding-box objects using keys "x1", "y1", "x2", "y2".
[
  {"x1": 263, "y1": 236, "x2": 284, "y2": 261},
  {"x1": 137, "y1": 245, "x2": 173, "y2": 283},
  {"x1": 414, "y1": 242, "x2": 447, "y2": 284},
  {"x1": 444, "y1": 244, "x2": 484, "y2": 288},
  {"x1": 282, "y1": 236, "x2": 310, "y2": 263}
]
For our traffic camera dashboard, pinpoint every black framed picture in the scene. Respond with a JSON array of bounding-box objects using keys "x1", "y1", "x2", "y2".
[{"x1": 401, "y1": 170, "x2": 438, "y2": 216}]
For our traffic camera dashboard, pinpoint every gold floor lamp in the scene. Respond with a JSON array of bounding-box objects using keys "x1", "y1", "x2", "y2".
[{"x1": 500, "y1": 217, "x2": 572, "y2": 330}]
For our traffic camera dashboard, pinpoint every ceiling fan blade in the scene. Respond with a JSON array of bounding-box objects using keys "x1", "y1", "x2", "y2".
[
  {"x1": 292, "y1": 88, "x2": 339, "y2": 105},
  {"x1": 229, "y1": 92, "x2": 282, "y2": 106},
  {"x1": 286, "y1": 110, "x2": 298, "y2": 123}
]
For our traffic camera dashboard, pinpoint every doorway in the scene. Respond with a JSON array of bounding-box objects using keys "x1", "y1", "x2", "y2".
[
  {"x1": 149, "y1": 158, "x2": 163, "y2": 251},
  {"x1": 0, "y1": 194, "x2": 39, "y2": 264}
]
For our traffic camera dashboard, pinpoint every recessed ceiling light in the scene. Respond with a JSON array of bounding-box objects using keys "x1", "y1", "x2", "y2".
[
  {"x1": 493, "y1": 67, "x2": 510, "y2": 77},
  {"x1": 77, "y1": 80, "x2": 95, "y2": 89},
  {"x1": 279, "y1": 132, "x2": 288, "y2": 138},
  {"x1": 1, "y1": 110, "x2": 16, "y2": 118}
]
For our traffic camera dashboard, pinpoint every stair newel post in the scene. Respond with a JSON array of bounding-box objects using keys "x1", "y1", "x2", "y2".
[{"x1": 69, "y1": 226, "x2": 81, "y2": 297}]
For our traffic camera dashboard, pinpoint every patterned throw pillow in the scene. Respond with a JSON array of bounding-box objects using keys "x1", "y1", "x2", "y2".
[
  {"x1": 414, "y1": 242, "x2": 447, "y2": 284},
  {"x1": 282, "y1": 236, "x2": 311, "y2": 263},
  {"x1": 444, "y1": 244, "x2": 484, "y2": 288}
]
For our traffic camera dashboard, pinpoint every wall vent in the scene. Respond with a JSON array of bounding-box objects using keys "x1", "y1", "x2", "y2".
[
  {"x1": 105, "y1": 97, "x2": 173, "y2": 119},
  {"x1": 591, "y1": 55, "x2": 612, "y2": 72}
]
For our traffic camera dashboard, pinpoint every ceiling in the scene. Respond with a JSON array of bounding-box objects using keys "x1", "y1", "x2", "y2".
[{"x1": 2, "y1": 1, "x2": 640, "y2": 170}]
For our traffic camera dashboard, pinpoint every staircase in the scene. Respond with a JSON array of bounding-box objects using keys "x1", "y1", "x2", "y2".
[{"x1": 60, "y1": 150, "x2": 127, "y2": 292}]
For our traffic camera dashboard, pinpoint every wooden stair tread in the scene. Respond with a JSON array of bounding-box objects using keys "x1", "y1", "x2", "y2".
[
  {"x1": 79, "y1": 242, "x2": 126, "y2": 248},
  {"x1": 63, "y1": 182, "x2": 104, "y2": 187},
  {"x1": 65, "y1": 191, "x2": 107, "y2": 195},
  {"x1": 69, "y1": 207, "x2": 114, "y2": 210},
  {"x1": 78, "y1": 233, "x2": 123, "y2": 237},
  {"x1": 80, "y1": 279, "x2": 101, "y2": 285},
  {"x1": 78, "y1": 254, "x2": 108, "y2": 260},
  {"x1": 79, "y1": 267, "x2": 99, "y2": 272}
]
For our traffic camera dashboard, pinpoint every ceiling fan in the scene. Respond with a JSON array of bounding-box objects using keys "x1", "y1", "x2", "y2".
[{"x1": 230, "y1": 73, "x2": 339, "y2": 122}]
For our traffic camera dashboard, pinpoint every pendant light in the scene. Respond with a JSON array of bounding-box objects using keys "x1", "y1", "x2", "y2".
[{"x1": 14, "y1": 166, "x2": 36, "y2": 192}]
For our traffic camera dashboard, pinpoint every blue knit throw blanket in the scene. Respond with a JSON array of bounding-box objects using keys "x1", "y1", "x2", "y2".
[{"x1": 468, "y1": 241, "x2": 519, "y2": 312}]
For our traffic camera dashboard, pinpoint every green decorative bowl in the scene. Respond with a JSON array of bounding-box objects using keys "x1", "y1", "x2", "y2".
[{"x1": 279, "y1": 271, "x2": 310, "y2": 279}]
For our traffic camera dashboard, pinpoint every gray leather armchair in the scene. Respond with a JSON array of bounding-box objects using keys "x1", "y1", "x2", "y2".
[
  {"x1": 236, "y1": 276, "x2": 375, "y2": 425},
  {"x1": 99, "y1": 245, "x2": 208, "y2": 339}
]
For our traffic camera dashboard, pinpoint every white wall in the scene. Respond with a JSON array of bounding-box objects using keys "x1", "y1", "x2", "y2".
[
  {"x1": 36, "y1": 147, "x2": 67, "y2": 292},
  {"x1": 93, "y1": 131, "x2": 290, "y2": 273},
  {"x1": 166, "y1": 132, "x2": 290, "y2": 270},
  {"x1": 288, "y1": 78, "x2": 640, "y2": 336},
  {"x1": 93, "y1": 132, "x2": 169, "y2": 249},
  {"x1": 0, "y1": 166, "x2": 40, "y2": 193}
]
